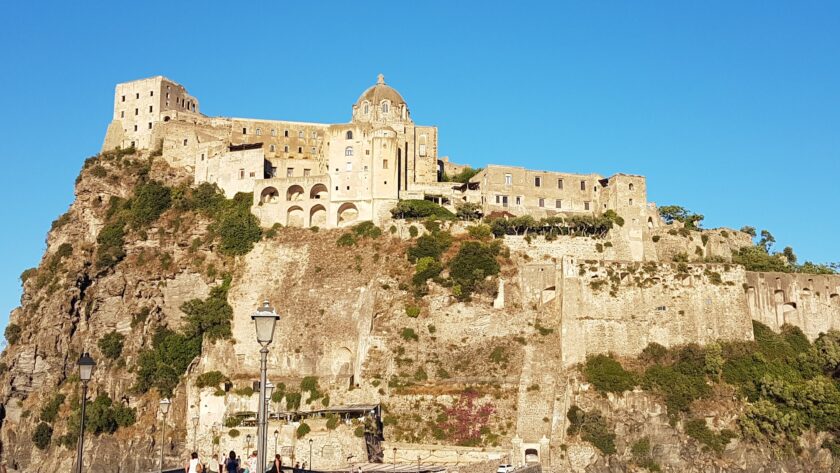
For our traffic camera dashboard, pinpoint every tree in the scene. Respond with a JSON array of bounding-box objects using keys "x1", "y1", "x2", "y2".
[
  {"x1": 782, "y1": 246, "x2": 797, "y2": 265},
  {"x1": 740, "y1": 226, "x2": 757, "y2": 237},
  {"x1": 455, "y1": 202, "x2": 483, "y2": 221},
  {"x1": 759, "y1": 230, "x2": 775, "y2": 252},
  {"x1": 658, "y1": 205, "x2": 704, "y2": 229},
  {"x1": 32, "y1": 422, "x2": 53, "y2": 450},
  {"x1": 4, "y1": 323, "x2": 21, "y2": 345}
]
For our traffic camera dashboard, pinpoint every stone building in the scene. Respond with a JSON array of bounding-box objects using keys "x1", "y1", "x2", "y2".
[{"x1": 102, "y1": 74, "x2": 659, "y2": 231}]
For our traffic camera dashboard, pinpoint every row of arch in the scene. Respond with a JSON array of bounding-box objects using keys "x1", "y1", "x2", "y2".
[
  {"x1": 261, "y1": 184, "x2": 328, "y2": 203},
  {"x1": 284, "y1": 202, "x2": 359, "y2": 227}
]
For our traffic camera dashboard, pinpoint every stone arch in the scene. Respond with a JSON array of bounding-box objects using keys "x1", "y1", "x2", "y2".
[
  {"x1": 647, "y1": 217, "x2": 654, "y2": 229},
  {"x1": 310, "y1": 184, "x2": 328, "y2": 200},
  {"x1": 331, "y1": 347, "x2": 353, "y2": 376},
  {"x1": 286, "y1": 185, "x2": 304, "y2": 201},
  {"x1": 310, "y1": 204, "x2": 327, "y2": 227},
  {"x1": 260, "y1": 186, "x2": 279, "y2": 204},
  {"x1": 783, "y1": 302, "x2": 797, "y2": 312},
  {"x1": 287, "y1": 206, "x2": 304, "y2": 227},
  {"x1": 346, "y1": 130, "x2": 353, "y2": 140},
  {"x1": 337, "y1": 203, "x2": 359, "y2": 226},
  {"x1": 774, "y1": 290, "x2": 786, "y2": 304},
  {"x1": 524, "y1": 448, "x2": 539, "y2": 463}
]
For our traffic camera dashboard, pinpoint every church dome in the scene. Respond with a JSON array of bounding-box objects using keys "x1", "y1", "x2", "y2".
[{"x1": 356, "y1": 74, "x2": 406, "y2": 107}]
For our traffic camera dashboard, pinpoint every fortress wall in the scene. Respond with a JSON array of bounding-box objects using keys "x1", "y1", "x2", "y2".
[
  {"x1": 651, "y1": 227, "x2": 753, "y2": 262},
  {"x1": 558, "y1": 258, "x2": 754, "y2": 366},
  {"x1": 506, "y1": 235, "x2": 625, "y2": 263},
  {"x1": 745, "y1": 271, "x2": 840, "y2": 339}
]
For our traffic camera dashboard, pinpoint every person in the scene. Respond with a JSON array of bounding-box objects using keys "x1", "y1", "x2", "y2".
[
  {"x1": 225, "y1": 451, "x2": 239, "y2": 473},
  {"x1": 245, "y1": 451, "x2": 258, "y2": 473},
  {"x1": 186, "y1": 452, "x2": 204, "y2": 473},
  {"x1": 302, "y1": 462, "x2": 307, "y2": 471},
  {"x1": 217, "y1": 452, "x2": 225, "y2": 473},
  {"x1": 269, "y1": 454, "x2": 282, "y2": 473}
]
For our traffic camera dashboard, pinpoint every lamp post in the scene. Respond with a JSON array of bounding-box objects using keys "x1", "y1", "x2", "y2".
[
  {"x1": 392, "y1": 448, "x2": 397, "y2": 473},
  {"x1": 192, "y1": 415, "x2": 200, "y2": 452},
  {"x1": 308, "y1": 438, "x2": 313, "y2": 471},
  {"x1": 417, "y1": 455, "x2": 421, "y2": 473},
  {"x1": 75, "y1": 352, "x2": 95, "y2": 473},
  {"x1": 158, "y1": 398, "x2": 171, "y2": 473},
  {"x1": 273, "y1": 429, "x2": 280, "y2": 458},
  {"x1": 264, "y1": 381, "x2": 274, "y2": 466},
  {"x1": 252, "y1": 300, "x2": 280, "y2": 473},
  {"x1": 246, "y1": 434, "x2": 253, "y2": 452}
]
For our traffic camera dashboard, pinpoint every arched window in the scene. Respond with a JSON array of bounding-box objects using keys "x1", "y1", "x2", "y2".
[
  {"x1": 381, "y1": 101, "x2": 390, "y2": 113},
  {"x1": 629, "y1": 183, "x2": 635, "y2": 191},
  {"x1": 363, "y1": 102, "x2": 369, "y2": 114},
  {"x1": 346, "y1": 130, "x2": 353, "y2": 140},
  {"x1": 269, "y1": 144, "x2": 275, "y2": 152},
  {"x1": 345, "y1": 146, "x2": 354, "y2": 157}
]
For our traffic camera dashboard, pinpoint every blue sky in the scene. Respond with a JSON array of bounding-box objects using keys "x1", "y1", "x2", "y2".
[{"x1": 0, "y1": 1, "x2": 838, "y2": 331}]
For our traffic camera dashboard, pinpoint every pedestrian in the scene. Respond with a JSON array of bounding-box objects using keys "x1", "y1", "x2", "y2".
[
  {"x1": 302, "y1": 461, "x2": 307, "y2": 471},
  {"x1": 217, "y1": 452, "x2": 226, "y2": 473},
  {"x1": 269, "y1": 454, "x2": 282, "y2": 473},
  {"x1": 225, "y1": 451, "x2": 239, "y2": 473},
  {"x1": 245, "y1": 451, "x2": 258, "y2": 473},
  {"x1": 186, "y1": 452, "x2": 204, "y2": 473}
]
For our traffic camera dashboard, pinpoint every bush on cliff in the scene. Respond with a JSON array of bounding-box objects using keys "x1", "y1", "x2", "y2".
[
  {"x1": 583, "y1": 354, "x2": 637, "y2": 395},
  {"x1": 32, "y1": 422, "x2": 53, "y2": 450},
  {"x1": 448, "y1": 241, "x2": 501, "y2": 297},
  {"x1": 4, "y1": 323, "x2": 21, "y2": 345},
  {"x1": 566, "y1": 406, "x2": 616, "y2": 454},
  {"x1": 97, "y1": 331, "x2": 125, "y2": 360},
  {"x1": 182, "y1": 276, "x2": 233, "y2": 341},
  {"x1": 391, "y1": 200, "x2": 454, "y2": 220},
  {"x1": 135, "y1": 328, "x2": 202, "y2": 396},
  {"x1": 214, "y1": 193, "x2": 262, "y2": 256}
]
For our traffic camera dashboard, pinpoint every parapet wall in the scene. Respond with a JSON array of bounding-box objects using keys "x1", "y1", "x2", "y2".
[
  {"x1": 745, "y1": 271, "x2": 840, "y2": 339},
  {"x1": 557, "y1": 258, "x2": 754, "y2": 366}
]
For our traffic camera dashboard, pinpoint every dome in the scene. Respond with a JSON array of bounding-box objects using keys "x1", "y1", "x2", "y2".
[{"x1": 356, "y1": 74, "x2": 405, "y2": 107}]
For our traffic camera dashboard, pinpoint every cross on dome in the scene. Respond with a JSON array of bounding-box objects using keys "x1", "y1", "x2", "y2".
[{"x1": 377, "y1": 73, "x2": 385, "y2": 85}]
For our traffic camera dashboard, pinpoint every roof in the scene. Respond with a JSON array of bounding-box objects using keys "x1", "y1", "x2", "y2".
[{"x1": 356, "y1": 74, "x2": 406, "y2": 106}]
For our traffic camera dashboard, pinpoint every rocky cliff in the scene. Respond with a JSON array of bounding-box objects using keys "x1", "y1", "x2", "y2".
[{"x1": 1, "y1": 148, "x2": 839, "y2": 472}]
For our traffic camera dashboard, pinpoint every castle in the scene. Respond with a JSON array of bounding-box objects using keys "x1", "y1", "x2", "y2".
[{"x1": 102, "y1": 75, "x2": 659, "y2": 254}]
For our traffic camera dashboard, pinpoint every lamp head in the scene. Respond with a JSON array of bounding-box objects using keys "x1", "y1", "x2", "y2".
[
  {"x1": 77, "y1": 352, "x2": 96, "y2": 382},
  {"x1": 251, "y1": 300, "x2": 280, "y2": 345},
  {"x1": 159, "y1": 398, "x2": 172, "y2": 415}
]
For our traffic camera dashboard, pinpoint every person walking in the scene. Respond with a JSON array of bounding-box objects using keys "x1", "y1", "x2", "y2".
[
  {"x1": 186, "y1": 452, "x2": 204, "y2": 473},
  {"x1": 217, "y1": 452, "x2": 226, "y2": 473},
  {"x1": 269, "y1": 454, "x2": 282, "y2": 473},
  {"x1": 245, "y1": 450, "x2": 258, "y2": 473},
  {"x1": 224, "y1": 451, "x2": 239, "y2": 473}
]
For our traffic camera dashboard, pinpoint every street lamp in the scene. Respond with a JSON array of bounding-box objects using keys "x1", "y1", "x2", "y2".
[
  {"x1": 264, "y1": 381, "x2": 274, "y2": 466},
  {"x1": 309, "y1": 438, "x2": 313, "y2": 471},
  {"x1": 246, "y1": 434, "x2": 253, "y2": 452},
  {"x1": 252, "y1": 300, "x2": 280, "y2": 473},
  {"x1": 273, "y1": 429, "x2": 280, "y2": 457},
  {"x1": 392, "y1": 448, "x2": 397, "y2": 473},
  {"x1": 75, "y1": 352, "x2": 95, "y2": 473},
  {"x1": 158, "y1": 398, "x2": 171, "y2": 473}
]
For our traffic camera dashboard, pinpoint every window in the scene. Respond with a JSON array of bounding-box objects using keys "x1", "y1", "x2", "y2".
[
  {"x1": 201, "y1": 153, "x2": 205, "y2": 160},
  {"x1": 239, "y1": 169, "x2": 244, "y2": 179},
  {"x1": 345, "y1": 147, "x2": 354, "y2": 157},
  {"x1": 382, "y1": 159, "x2": 388, "y2": 169},
  {"x1": 539, "y1": 198, "x2": 545, "y2": 208},
  {"x1": 149, "y1": 105, "x2": 153, "y2": 113},
  {"x1": 580, "y1": 180, "x2": 586, "y2": 191},
  {"x1": 121, "y1": 95, "x2": 125, "y2": 102},
  {"x1": 419, "y1": 135, "x2": 427, "y2": 156},
  {"x1": 555, "y1": 199, "x2": 562, "y2": 209},
  {"x1": 249, "y1": 172, "x2": 255, "y2": 177},
  {"x1": 183, "y1": 139, "x2": 188, "y2": 146},
  {"x1": 558, "y1": 179, "x2": 564, "y2": 189},
  {"x1": 584, "y1": 201, "x2": 590, "y2": 211},
  {"x1": 133, "y1": 124, "x2": 138, "y2": 131},
  {"x1": 286, "y1": 168, "x2": 293, "y2": 177},
  {"x1": 298, "y1": 131, "x2": 304, "y2": 138},
  {"x1": 148, "y1": 122, "x2": 152, "y2": 129},
  {"x1": 505, "y1": 174, "x2": 512, "y2": 185},
  {"x1": 629, "y1": 183, "x2": 635, "y2": 191},
  {"x1": 150, "y1": 91, "x2": 154, "y2": 96},
  {"x1": 284, "y1": 130, "x2": 289, "y2": 137},
  {"x1": 364, "y1": 165, "x2": 369, "y2": 172},
  {"x1": 345, "y1": 161, "x2": 352, "y2": 171},
  {"x1": 242, "y1": 127, "x2": 247, "y2": 135},
  {"x1": 135, "y1": 93, "x2": 139, "y2": 99},
  {"x1": 303, "y1": 169, "x2": 310, "y2": 177},
  {"x1": 271, "y1": 129, "x2": 277, "y2": 137},
  {"x1": 310, "y1": 147, "x2": 315, "y2": 153},
  {"x1": 495, "y1": 195, "x2": 509, "y2": 206},
  {"x1": 296, "y1": 147, "x2": 302, "y2": 154},
  {"x1": 363, "y1": 102, "x2": 369, "y2": 114},
  {"x1": 535, "y1": 176, "x2": 541, "y2": 187},
  {"x1": 312, "y1": 131, "x2": 317, "y2": 138},
  {"x1": 269, "y1": 144, "x2": 275, "y2": 152},
  {"x1": 382, "y1": 101, "x2": 389, "y2": 113},
  {"x1": 346, "y1": 130, "x2": 353, "y2": 140},
  {"x1": 284, "y1": 145, "x2": 289, "y2": 152},
  {"x1": 270, "y1": 166, "x2": 276, "y2": 177},
  {"x1": 515, "y1": 196, "x2": 522, "y2": 205},
  {"x1": 256, "y1": 128, "x2": 262, "y2": 136},
  {"x1": 629, "y1": 198, "x2": 634, "y2": 205},
  {"x1": 120, "y1": 111, "x2": 125, "y2": 118},
  {"x1": 135, "y1": 108, "x2": 139, "y2": 115}
]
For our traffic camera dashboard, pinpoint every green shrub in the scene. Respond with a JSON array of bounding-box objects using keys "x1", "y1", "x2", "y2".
[
  {"x1": 630, "y1": 437, "x2": 660, "y2": 471},
  {"x1": 5, "y1": 323, "x2": 21, "y2": 345},
  {"x1": 489, "y1": 347, "x2": 508, "y2": 364},
  {"x1": 215, "y1": 193, "x2": 262, "y2": 255},
  {"x1": 95, "y1": 221, "x2": 126, "y2": 269},
  {"x1": 652, "y1": 235, "x2": 661, "y2": 242},
  {"x1": 326, "y1": 414, "x2": 339, "y2": 430},
  {"x1": 32, "y1": 422, "x2": 53, "y2": 450},
  {"x1": 225, "y1": 416, "x2": 243, "y2": 428},
  {"x1": 391, "y1": 200, "x2": 455, "y2": 220},
  {"x1": 640, "y1": 342, "x2": 668, "y2": 363},
  {"x1": 456, "y1": 203, "x2": 483, "y2": 221},
  {"x1": 354, "y1": 425, "x2": 366, "y2": 437},
  {"x1": 405, "y1": 306, "x2": 421, "y2": 318},
  {"x1": 414, "y1": 367, "x2": 428, "y2": 381},
  {"x1": 286, "y1": 392, "x2": 302, "y2": 410},
  {"x1": 233, "y1": 386, "x2": 254, "y2": 396},
  {"x1": 684, "y1": 419, "x2": 736, "y2": 454},
  {"x1": 352, "y1": 221, "x2": 382, "y2": 239},
  {"x1": 466, "y1": 224, "x2": 492, "y2": 239},
  {"x1": 296, "y1": 422, "x2": 311, "y2": 438},
  {"x1": 97, "y1": 331, "x2": 125, "y2": 360},
  {"x1": 583, "y1": 354, "x2": 636, "y2": 395},
  {"x1": 134, "y1": 328, "x2": 202, "y2": 397},
  {"x1": 229, "y1": 429, "x2": 240, "y2": 438},
  {"x1": 407, "y1": 233, "x2": 452, "y2": 262},
  {"x1": 196, "y1": 371, "x2": 229, "y2": 389},
  {"x1": 39, "y1": 394, "x2": 66, "y2": 423},
  {"x1": 401, "y1": 328, "x2": 419, "y2": 341},
  {"x1": 408, "y1": 225, "x2": 419, "y2": 238},
  {"x1": 566, "y1": 406, "x2": 615, "y2": 454},
  {"x1": 128, "y1": 180, "x2": 171, "y2": 227},
  {"x1": 412, "y1": 257, "x2": 443, "y2": 286},
  {"x1": 446, "y1": 167, "x2": 482, "y2": 183},
  {"x1": 448, "y1": 241, "x2": 501, "y2": 296},
  {"x1": 181, "y1": 276, "x2": 233, "y2": 341},
  {"x1": 337, "y1": 233, "x2": 357, "y2": 246}
]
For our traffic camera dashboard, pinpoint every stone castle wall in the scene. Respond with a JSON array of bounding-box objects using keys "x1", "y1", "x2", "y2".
[{"x1": 745, "y1": 271, "x2": 840, "y2": 339}]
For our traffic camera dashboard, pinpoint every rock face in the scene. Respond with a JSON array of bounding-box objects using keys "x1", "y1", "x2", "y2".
[{"x1": 1, "y1": 149, "x2": 839, "y2": 473}]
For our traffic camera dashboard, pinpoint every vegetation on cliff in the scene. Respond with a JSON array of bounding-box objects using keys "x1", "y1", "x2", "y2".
[{"x1": 579, "y1": 321, "x2": 840, "y2": 457}]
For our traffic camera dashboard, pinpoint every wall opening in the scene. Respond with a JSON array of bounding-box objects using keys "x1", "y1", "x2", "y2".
[
  {"x1": 287, "y1": 206, "x2": 304, "y2": 227},
  {"x1": 286, "y1": 185, "x2": 305, "y2": 201},
  {"x1": 337, "y1": 202, "x2": 359, "y2": 226},
  {"x1": 260, "y1": 187, "x2": 279, "y2": 204},
  {"x1": 310, "y1": 205, "x2": 327, "y2": 227},
  {"x1": 524, "y1": 449, "x2": 539, "y2": 463}
]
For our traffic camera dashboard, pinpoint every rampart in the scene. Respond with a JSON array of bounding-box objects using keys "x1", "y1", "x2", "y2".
[{"x1": 745, "y1": 271, "x2": 840, "y2": 339}]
